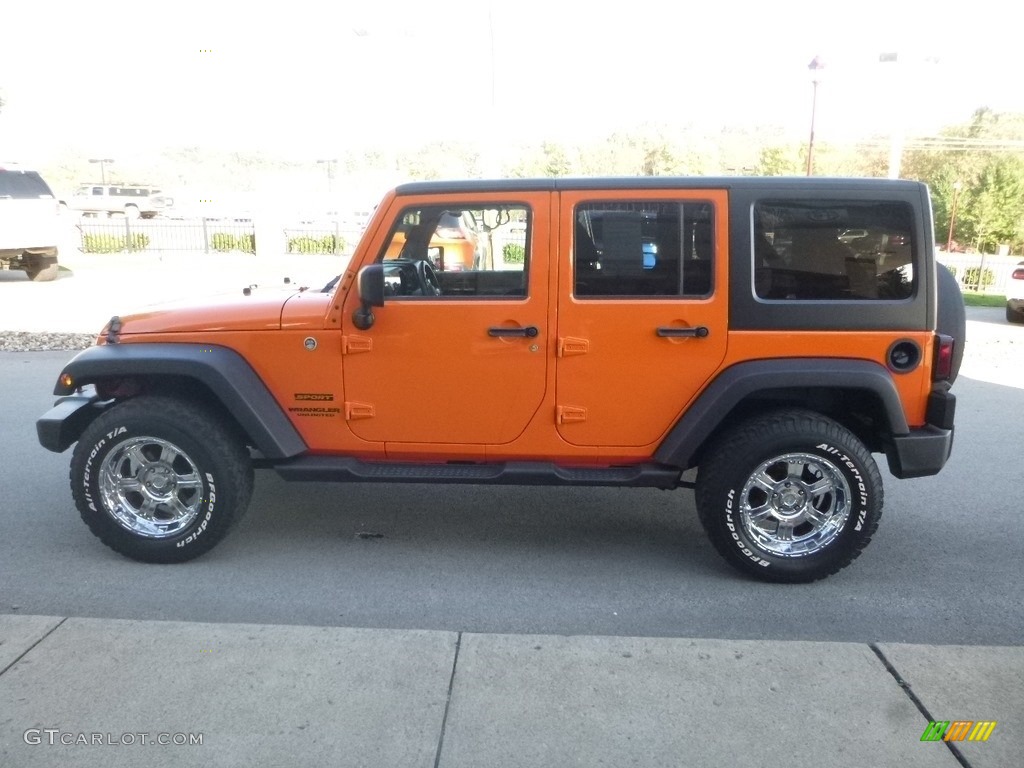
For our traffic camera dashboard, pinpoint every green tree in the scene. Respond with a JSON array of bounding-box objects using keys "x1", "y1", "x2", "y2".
[
  {"x1": 959, "y1": 155, "x2": 1024, "y2": 252},
  {"x1": 754, "y1": 146, "x2": 802, "y2": 176},
  {"x1": 541, "y1": 142, "x2": 572, "y2": 177},
  {"x1": 900, "y1": 109, "x2": 1024, "y2": 252}
]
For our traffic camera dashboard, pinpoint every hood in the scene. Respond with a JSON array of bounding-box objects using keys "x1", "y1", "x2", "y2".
[{"x1": 105, "y1": 289, "x2": 300, "y2": 335}]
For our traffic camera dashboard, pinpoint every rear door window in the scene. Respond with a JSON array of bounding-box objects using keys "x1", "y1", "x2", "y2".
[{"x1": 574, "y1": 201, "x2": 714, "y2": 297}]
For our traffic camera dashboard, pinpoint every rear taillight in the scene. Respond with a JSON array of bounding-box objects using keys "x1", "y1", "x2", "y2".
[
  {"x1": 933, "y1": 334, "x2": 955, "y2": 381},
  {"x1": 1012, "y1": 267, "x2": 1024, "y2": 280}
]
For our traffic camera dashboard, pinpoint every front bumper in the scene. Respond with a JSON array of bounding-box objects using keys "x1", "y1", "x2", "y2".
[{"x1": 36, "y1": 394, "x2": 105, "y2": 453}]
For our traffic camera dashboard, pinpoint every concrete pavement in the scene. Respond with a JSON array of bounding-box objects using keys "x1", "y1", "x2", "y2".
[{"x1": 1, "y1": 615, "x2": 1020, "y2": 767}]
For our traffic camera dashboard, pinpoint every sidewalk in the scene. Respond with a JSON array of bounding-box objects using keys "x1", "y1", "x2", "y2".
[{"x1": 2, "y1": 615, "x2": 1020, "y2": 767}]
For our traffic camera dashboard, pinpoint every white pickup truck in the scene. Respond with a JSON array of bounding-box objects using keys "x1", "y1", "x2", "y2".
[{"x1": 0, "y1": 164, "x2": 61, "y2": 281}]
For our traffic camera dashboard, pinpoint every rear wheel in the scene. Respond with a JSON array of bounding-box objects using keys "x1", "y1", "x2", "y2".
[
  {"x1": 70, "y1": 396, "x2": 253, "y2": 563},
  {"x1": 696, "y1": 409, "x2": 883, "y2": 583},
  {"x1": 1007, "y1": 304, "x2": 1024, "y2": 324}
]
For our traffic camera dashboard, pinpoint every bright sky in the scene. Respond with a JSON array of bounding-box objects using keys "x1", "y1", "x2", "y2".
[{"x1": 1, "y1": 0, "x2": 1021, "y2": 164}]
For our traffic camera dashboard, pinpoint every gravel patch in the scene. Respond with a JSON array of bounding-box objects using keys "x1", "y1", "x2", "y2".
[{"x1": 0, "y1": 332, "x2": 96, "y2": 352}]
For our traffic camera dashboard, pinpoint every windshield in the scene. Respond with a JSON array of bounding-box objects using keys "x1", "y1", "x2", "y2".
[{"x1": 0, "y1": 170, "x2": 54, "y2": 199}]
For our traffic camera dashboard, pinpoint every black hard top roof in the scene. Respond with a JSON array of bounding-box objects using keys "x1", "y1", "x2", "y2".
[{"x1": 394, "y1": 177, "x2": 927, "y2": 196}]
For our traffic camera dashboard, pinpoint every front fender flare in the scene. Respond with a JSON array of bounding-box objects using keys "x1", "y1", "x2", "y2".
[{"x1": 49, "y1": 343, "x2": 307, "y2": 459}]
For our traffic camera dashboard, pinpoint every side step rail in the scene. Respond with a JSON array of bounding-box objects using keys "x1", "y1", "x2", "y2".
[{"x1": 273, "y1": 457, "x2": 682, "y2": 489}]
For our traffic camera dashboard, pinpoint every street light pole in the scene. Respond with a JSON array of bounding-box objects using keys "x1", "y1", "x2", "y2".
[
  {"x1": 316, "y1": 159, "x2": 337, "y2": 195},
  {"x1": 946, "y1": 180, "x2": 963, "y2": 252},
  {"x1": 806, "y1": 56, "x2": 825, "y2": 176},
  {"x1": 89, "y1": 158, "x2": 114, "y2": 185}
]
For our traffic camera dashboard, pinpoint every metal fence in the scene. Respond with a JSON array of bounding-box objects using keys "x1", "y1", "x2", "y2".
[
  {"x1": 936, "y1": 253, "x2": 1021, "y2": 294},
  {"x1": 76, "y1": 217, "x2": 364, "y2": 256}
]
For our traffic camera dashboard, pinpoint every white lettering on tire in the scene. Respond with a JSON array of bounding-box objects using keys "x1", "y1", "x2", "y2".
[
  {"x1": 176, "y1": 473, "x2": 216, "y2": 548},
  {"x1": 724, "y1": 489, "x2": 770, "y2": 567}
]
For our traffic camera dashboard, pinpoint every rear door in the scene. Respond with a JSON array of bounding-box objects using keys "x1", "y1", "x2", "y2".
[{"x1": 555, "y1": 189, "x2": 729, "y2": 447}]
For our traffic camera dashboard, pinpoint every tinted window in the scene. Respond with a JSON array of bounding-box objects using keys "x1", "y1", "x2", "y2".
[
  {"x1": 379, "y1": 204, "x2": 530, "y2": 298},
  {"x1": 754, "y1": 201, "x2": 915, "y2": 300},
  {"x1": 574, "y1": 201, "x2": 714, "y2": 297},
  {"x1": 0, "y1": 170, "x2": 54, "y2": 199}
]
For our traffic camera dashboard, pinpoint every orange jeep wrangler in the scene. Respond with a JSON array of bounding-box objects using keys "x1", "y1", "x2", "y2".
[{"x1": 37, "y1": 178, "x2": 965, "y2": 582}]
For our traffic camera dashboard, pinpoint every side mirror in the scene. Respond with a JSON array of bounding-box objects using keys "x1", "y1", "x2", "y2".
[{"x1": 353, "y1": 264, "x2": 385, "y2": 330}]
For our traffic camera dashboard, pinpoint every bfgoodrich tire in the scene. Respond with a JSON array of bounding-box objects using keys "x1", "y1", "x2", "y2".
[
  {"x1": 695, "y1": 409, "x2": 883, "y2": 583},
  {"x1": 70, "y1": 396, "x2": 253, "y2": 563}
]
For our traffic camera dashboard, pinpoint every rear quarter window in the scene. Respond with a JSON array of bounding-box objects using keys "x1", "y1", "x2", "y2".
[{"x1": 754, "y1": 200, "x2": 914, "y2": 301}]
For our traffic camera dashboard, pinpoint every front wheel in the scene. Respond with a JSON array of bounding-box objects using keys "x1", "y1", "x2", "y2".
[
  {"x1": 70, "y1": 396, "x2": 253, "y2": 563},
  {"x1": 695, "y1": 410, "x2": 883, "y2": 583}
]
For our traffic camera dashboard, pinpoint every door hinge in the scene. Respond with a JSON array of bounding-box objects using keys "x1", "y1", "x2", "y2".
[
  {"x1": 558, "y1": 337, "x2": 589, "y2": 357},
  {"x1": 345, "y1": 402, "x2": 375, "y2": 420},
  {"x1": 556, "y1": 405, "x2": 587, "y2": 424},
  {"x1": 342, "y1": 335, "x2": 373, "y2": 354}
]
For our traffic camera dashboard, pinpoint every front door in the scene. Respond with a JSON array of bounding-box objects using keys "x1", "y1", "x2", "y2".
[
  {"x1": 341, "y1": 193, "x2": 550, "y2": 450},
  {"x1": 555, "y1": 189, "x2": 729, "y2": 448}
]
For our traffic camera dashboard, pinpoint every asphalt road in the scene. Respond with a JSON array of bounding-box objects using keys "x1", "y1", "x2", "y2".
[{"x1": 1, "y1": 309, "x2": 1021, "y2": 645}]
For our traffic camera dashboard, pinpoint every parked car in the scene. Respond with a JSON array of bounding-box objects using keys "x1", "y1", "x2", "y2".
[
  {"x1": 1007, "y1": 260, "x2": 1024, "y2": 324},
  {"x1": 63, "y1": 184, "x2": 172, "y2": 219},
  {"x1": 39, "y1": 177, "x2": 965, "y2": 583},
  {"x1": 0, "y1": 163, "x2": 61, "y2": 281}
]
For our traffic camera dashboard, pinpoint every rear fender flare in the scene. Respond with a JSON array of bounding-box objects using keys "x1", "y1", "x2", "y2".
[{"x1": 654, "y1": 359, "x2": 908, "y2": 470}]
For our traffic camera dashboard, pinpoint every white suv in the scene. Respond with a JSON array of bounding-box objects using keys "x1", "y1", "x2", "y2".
[
  {"x1": 64, "y1": 184, "x2": 171, "y2": 219},
  {"x1": 0, "y1": 164, "x2": 61, "y2": 282}
]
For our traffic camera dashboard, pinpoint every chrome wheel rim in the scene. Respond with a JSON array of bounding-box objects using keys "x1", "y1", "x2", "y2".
[
  {"x1": 98, "y1": 437, "x2": 204, "y2": 539},
  {"x1": 738, "y1": 452, "x2": 851, "y2": 557}
]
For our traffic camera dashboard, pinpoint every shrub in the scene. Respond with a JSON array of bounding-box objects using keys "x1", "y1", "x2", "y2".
[
  {"x1": 319, "y1": 234, "x2": 344, "y2": 253},
  {"x1": 210, "y1": 233, "x2": 237, "y2": 252},
  {"x1": 963, "y1": 266, "x2": 995, "y2": 289},
  {"x1": 288, "y1": 236, "x2": 323, "y2": 254},
  {"x1": 209, "y1": 232, "x2": 255, "y2": 253},
  {"x1": 82, "y1": 233, "x2": 125, "y2": 253},
  {"x1": 81, "y1": 233, "x2": 150, "y2": 253},
  {"x1": 287, "y1": 234, "x2": 345, "y2": 254},
  {"x1": 503, "y1": 242, "x2": 526, "y2": 264}
]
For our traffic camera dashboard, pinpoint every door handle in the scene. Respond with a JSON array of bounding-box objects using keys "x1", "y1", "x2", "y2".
[
  {"x1": 488, "y1": 326, "x2": 539, "y2": 338},
  {"x1": 656, "y1": 326, "x2": 709, "y2": 338}
]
